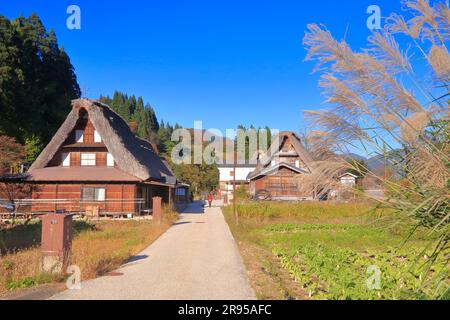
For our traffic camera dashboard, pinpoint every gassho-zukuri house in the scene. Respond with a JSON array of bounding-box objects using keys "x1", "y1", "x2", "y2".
[
  {"x1": 23, "y1": 98, "x2": 188, "y2": 217},
  {"x1": 247, "y1": 131, "x2": 316, "y2": 201}
]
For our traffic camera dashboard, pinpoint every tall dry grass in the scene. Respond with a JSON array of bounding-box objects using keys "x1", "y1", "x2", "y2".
[
  {"x1": 302, "y1": 0, "x2": 449, "y2": 298},
  {"x1": 225, "y1": 201, "x2": 384, "y2": 224}
]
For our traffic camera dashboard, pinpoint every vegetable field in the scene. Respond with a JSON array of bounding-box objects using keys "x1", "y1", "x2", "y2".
[{"x1": 223, "y1": 202, "x2": 449, "y2": 300}]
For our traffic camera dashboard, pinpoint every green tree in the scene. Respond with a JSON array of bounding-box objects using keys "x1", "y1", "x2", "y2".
[
  {"x1": 134, "y1": 96, "x2": 147, "y2": 139},
  {"x1": 235, "y1": 125, "x2": 272, "y2": 161},
  {"x1": 146, "y1": 103, "x2": 159, "y2": 132},
  {"x1": 129, "y1": 95, "x2": 137, "y2": 116},
  {"x1": 170, "y1": 162, "x2": 219, "y2": 196},
  {"x1": 0, "y1": 14, "x2": 80, "y2": 151},
  {"x1": 101, "y1": 92, "x2": 160, "y2": 141},
  {"x1": 157, "y1": 121, "x2": 176, "y2": 155},
  {"x1": 24, "y1": 135, "x2": 43, "y2": 164}
]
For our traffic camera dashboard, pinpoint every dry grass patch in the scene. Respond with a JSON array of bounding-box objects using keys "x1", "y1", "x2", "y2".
[
  {"x1": 233, "y1": 201, "x2": 381, "y2": 224},
  {"x1": 0, "y1": 208, "x2": 177, "y2": 295}
]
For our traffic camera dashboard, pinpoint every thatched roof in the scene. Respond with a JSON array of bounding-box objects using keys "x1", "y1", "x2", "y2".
[
  {"x1": 248, "y1": 131, "x2": 314, "y2": 180},
  {"x1": 29, "y1": 99, "x2": 175, "y2": 184}
]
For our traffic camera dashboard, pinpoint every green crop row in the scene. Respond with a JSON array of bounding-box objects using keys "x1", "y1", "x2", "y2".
[
  {"x1": 264, "y1": 223, "x2": 359, "y2": 233},
  {"x1": 273, "y1": 243, "x2": 449, "y2": 300}
]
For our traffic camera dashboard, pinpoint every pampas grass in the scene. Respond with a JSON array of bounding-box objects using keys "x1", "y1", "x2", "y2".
[{"x1": 302, "y1": 0, "x2": 449, "y2": 298}]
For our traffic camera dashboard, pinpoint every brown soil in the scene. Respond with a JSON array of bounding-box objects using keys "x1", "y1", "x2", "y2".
[{"x1": 236, "y1": 240, "x2": 309, "y2": 300}]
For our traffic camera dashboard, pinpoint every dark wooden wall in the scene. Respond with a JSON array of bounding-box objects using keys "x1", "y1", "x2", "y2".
[
  {"x1": 251, "y1": 168, "x2": 312, "y2": 198},
  {"x1": 31, "y1": 183, "x2": 137, "y2": 214}
]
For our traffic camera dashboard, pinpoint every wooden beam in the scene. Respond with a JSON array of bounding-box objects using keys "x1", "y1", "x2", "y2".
[{"x1": 121, "y1": 184, "x2": 124, "y2": 214}]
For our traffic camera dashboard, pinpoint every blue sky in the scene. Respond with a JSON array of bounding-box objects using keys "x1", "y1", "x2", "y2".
[{"x1": 1, "y1": 0, "x2": 401, "y2": 134}]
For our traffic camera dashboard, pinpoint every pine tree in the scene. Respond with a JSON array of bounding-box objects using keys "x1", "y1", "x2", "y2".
[
  {"x1": 98, "y1": 91, "x2": 162, "y2": 148},
  {"x1": 129, "y1": 95, "x2": 137, "y2": 116},
  {"x1": 145, "y1": 103, "x2": 159, "y2": 132},
  {"x1": 134, "y1": 96, "x2": 147, "y2": 139},
  {"x1": 0, "y1": 14, "x2": 80, "y2": 156},
  {"x1": 111, "y1": 91, "x2": 122, "y2": 114}
]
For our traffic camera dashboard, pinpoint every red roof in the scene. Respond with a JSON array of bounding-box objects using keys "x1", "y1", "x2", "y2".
[{"x1": 27, "y1": 167, "x2": 141, "y2": 182}]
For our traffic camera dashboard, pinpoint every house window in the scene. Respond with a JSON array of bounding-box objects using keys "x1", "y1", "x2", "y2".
[
  {"x1": 295, "y1": 160, "x2": 300, "y2": 168},
  {"x1": 341, "y1": 177, "x2": 356, "y2": 186},
  {"x1": 81, "y1": 153, "x2": 96, "y2": 166},
  {"x1": 82, "y1": 187, "x2": 106, "y2": 202},
  {"x1": 94, "y1": 130, "x2": 102, "y2": 143},
  {"x1": 62, "y1": 153, "x2": 71, "y2": 167},
  {"x1": 75, "y1": 130, "x2": 84, "y2": 143},
  {"x1": 175, "y1": 188, "x2": 186, "y2": 196},
  {"x1": 107, "y1": 153, "x2": 114, "y2": 167},
  {"x1": 271, "y1": 160, "x2": 276, "y2": 166}
]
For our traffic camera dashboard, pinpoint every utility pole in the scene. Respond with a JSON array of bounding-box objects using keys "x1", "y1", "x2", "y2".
[
  {"x1": 233, "y1": 159, "x2": 238, "y2": 225},
  {"x1": 383, "y1": 142, "x2": 388, "y2": 181}
]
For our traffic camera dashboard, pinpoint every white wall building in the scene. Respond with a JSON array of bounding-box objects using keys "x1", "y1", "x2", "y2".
[
  {"x1": 339, "y1": 172, "x2": 358, "y2": 187},
  {"x1": 218, "y1": 164, "x2": 257, "y2": 195}
]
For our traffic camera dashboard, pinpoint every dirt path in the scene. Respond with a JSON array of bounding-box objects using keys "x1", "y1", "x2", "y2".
[{"x1": 50, "y1": 201, "x2": 255, "y2": 300}]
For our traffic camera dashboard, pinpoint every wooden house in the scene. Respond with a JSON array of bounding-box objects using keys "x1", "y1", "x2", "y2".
[
  {"x1": 247, "y1": 131, "x2": 315, "y2": 201},
  {"x1": 25, "y1": 99, "x2": 180, "y2": 217}
]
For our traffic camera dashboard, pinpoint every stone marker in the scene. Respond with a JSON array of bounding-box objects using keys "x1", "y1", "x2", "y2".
[{"x1": 41, "y1": 213, "x2": 73, "y2": 273}]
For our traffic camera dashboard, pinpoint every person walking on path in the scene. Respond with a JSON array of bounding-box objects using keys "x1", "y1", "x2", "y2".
[{"x1": 207, "y1": 193, "x2": 213, "y2": 208}]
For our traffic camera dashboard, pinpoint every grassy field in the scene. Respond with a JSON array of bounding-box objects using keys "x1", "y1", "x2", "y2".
[
  {"x1": 223, "y1": 202, "x2": 448, "y2": 300},
  {"x1": 0, "y1": 208, "x2": 177, "y2": 295}
]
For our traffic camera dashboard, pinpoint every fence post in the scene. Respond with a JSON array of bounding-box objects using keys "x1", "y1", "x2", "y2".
[
  {"x1": 152, "y1": 196, "x2": 162, "y2": 225},
  {"x1": 41, "y1": 213, "x2": 73, "y2": 273}
]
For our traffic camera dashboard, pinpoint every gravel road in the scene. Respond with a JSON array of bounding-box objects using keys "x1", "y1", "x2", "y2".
[{"x1": 50, "y1": 201, "x2": 255, "y2": 300}]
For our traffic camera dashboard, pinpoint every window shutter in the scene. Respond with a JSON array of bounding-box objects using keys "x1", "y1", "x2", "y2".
[{"x1": 82, "y1": 188, "x2": 95, "y2": 201}]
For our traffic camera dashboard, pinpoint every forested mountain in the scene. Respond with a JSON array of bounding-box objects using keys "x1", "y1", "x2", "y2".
[
  {"x1": 236, "y1": 125, "x2": 272, "y2": 161},
  {"x1": 0, "y1": 14, "x2": 81, "y2": 161}
]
